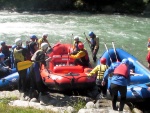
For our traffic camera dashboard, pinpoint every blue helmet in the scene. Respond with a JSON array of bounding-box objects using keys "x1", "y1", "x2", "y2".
[
  {"x1": 89, "y1": 31, "x2": 94, "y2": 36},
  {"x1": 0, "y1": 41, "x2": 5, "y2": 45},
  {"x1": 30, "y1": 34, "x2": 37, "y2": 39},
  {"x1": 0, "y1": 53, "x2": 5, "y2": 58},
  {"x1": 122, "y1": 59, "x2": 129, "y2": 65}
]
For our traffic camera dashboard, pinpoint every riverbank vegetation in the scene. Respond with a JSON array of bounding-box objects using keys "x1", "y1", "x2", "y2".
[{"x1": 0, "y1": 0, "x2": 150, "y2": 14}]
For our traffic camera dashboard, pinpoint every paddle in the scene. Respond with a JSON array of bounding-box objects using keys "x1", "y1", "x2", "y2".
[
  {"x1": 17, "y1": 42, "x2": 60, "y2": 71},
  {"x1": 112, "y1": 41, "x2": 119, "y2": 62},
  {"x1": 17, "y1": 60, "x2": 33, "y2": 71},
  {"x1": 67, "y1": 34, "x2": 73, "y2": 65},
  {"x1": 104, "y1": 43, "x2": 112, "y2": 63},
  {"x1": 84, "y1": 32, "x2": 92, "y2": 53}
]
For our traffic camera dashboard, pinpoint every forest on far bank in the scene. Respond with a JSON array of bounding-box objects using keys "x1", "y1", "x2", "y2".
[{"x1": 0, "y1": 0, "x2": 150, "y2": 14}]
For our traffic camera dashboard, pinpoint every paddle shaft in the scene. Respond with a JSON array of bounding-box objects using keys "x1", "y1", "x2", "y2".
[
  {"x1": 104, "y1": 43, "x2": 112, "y2": 63},
  {"x1": 112, "y1": 41, "x2": 118, "y2": 61},
  {"x1": 84, "y1": 32, "x2": 93, "y2": 53}
]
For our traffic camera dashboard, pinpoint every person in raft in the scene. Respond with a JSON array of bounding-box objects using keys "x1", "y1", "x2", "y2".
[
  {"x1": 86, "y1": 31, "x2": 99, "y2": 63},
  {"x1": 0, "y1": 53, "x2": 12, "y2": 77},
  {"x1": 69, "y1": 43, "x2": 90, "y2": 67},
  {"x1": 0, "y1": 41, "x2": 12, "y2": 67},
  {"x1": 71, "y1": 36, "x2": 82, "y2": 55},
  {"x1": 88, "y1": 57, "x2": 108, "y2": 98},
  {"x1": 30, "y1": 42, "x2": 51, "y2": 105},
  {"x1": 101, "y1": 59, "x2": 130, "y2": 111},
  {"x1": 147, "y1": 38, "x2": 150, "y2": 69}
]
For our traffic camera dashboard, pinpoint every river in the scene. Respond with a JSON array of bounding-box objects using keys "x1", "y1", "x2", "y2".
[
  {"x1": 0, "y1": 11, "x2": 150, "y2": 66},
  {"x1": 1, "y1": 11, "x2": 150, "y2": 112}
]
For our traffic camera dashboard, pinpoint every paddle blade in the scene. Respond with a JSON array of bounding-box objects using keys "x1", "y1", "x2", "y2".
[{"x1": 17, "y1": 61, "x2": 33, "y2": 71}]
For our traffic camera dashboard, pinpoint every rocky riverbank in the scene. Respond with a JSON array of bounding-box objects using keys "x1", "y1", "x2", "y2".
[{"x1": 0, "y1": 90, "x2": 139, "y2": 113}]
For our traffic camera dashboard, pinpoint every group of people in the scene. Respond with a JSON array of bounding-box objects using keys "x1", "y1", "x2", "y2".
[
  {"x1": 0, "y1": 33, "x2": 52, "y2": 104},
  {"x1": 88, "y1": 57, "x2": 136, "y2": 112},
  {"x1": 1, "y1": 31, "x2": 135, "y2": 111},
  {"x1": 0, "y1": 31, "x2": 99, "y2": 104}
]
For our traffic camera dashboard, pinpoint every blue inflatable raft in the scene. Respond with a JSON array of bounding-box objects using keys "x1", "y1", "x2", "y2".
[
  {"x1": 0, "y1": 68, "x2": 19, "y2": 91},
  {"x1": 99, "y1": 48, "x2": 150, "y2": 101}
]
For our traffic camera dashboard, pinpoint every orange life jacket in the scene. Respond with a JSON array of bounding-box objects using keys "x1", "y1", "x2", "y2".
[{"x1": 113, "y1": 64, "x2": 128, "y2": 78}]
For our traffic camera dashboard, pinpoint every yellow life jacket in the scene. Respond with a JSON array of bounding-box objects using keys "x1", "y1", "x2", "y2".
[
  {"x1": 13, "y1": 48, "x2": 24, "y2": 62},
  {"x1": 97, "y1": 65, "x2": 108, "y2": 80}
]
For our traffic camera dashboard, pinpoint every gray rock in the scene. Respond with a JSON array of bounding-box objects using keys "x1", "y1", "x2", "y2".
[
  {"x1": 78, "y1": 108, "x2": 108, "y2": 113},
  {"x1": 30, "y1": 98, "x2": 38, "y2": 102},
  {"x1": 95, "y1": 99, "x2": 111, "y2": 108},
  {"x1": 0, "y1": 90, "x2": 133, "y2": 113},
  {"x1": 132, "y1": 108, "x2": 143, "y2": 113},
  {"x1": 85, "y1": 101, "x2": 95, "y2": 109},
  {"x1": 67, "y1": 106, "x2": 75, "y2": 113}
]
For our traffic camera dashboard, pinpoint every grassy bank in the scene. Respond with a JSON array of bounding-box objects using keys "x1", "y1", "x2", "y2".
[{"x1": 0, "y1": 97, "x2": 55, "y2": 113}]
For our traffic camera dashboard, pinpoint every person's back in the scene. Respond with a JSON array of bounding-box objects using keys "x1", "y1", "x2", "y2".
[
  {"x1": 88, "y1": 57, "x2": 108, "y2": 97},
  {"x1": 102, "y1": 59, "x2": 130, "y2": 111}
]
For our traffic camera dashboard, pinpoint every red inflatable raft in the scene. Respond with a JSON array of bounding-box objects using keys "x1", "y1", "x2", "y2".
[{"x1": 40, "y1": 43, "x2": 96, "y2": 91}]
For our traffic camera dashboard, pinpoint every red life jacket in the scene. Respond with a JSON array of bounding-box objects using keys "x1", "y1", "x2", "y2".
[
  {"x1": 113, "y1": 64, "x2": 128, "y2": 78},
  {"x1": 146, "y1": 51, "x2": 150, "y2": 62}
]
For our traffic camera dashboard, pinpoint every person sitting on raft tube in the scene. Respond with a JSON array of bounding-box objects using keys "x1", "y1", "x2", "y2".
[
  {"x1": 69, "y1": 43, "x2": 90, "y2": 67},
  {"x1": 86, "y1": 31, "x2": 99, "y2": 63},
  {"x1": 101, "y1": 59, "x2": 131, "y2": 111},
  {"x1": 71, "y1": 36, "x2": 82, "y2": 55},
  {"x1": 0, "y1": 41, "x2": 12, "y2": 67},
  {"x1": 88, "y1": 57, "x2": 109, "y2": 98},
  {"x1": 0, "y1": 53, "x2": 12, "y2": 77}
]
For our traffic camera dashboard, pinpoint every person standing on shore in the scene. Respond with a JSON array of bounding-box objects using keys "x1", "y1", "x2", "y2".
[
  {"x1": 30, "y1": 42, "x2": 51, "y2": 104},
  {"x1": 101, "y1": 59, "x2": 130, "y2": 111},
  {"x1": 87, "y1": 57, "x2": 108, "y2": 98},
  {"x1": 13, "y1": 38, "x2": 28, "y2": 98},
  {"x1": 38, "y1": 33, "x2": 51, "y2": 49},
  {"x1": 86, "y1": 31, "x2": 99, "y2": 63},
  {"x1": 27, "y1": 34, "x2": 39, "y2": 56}
]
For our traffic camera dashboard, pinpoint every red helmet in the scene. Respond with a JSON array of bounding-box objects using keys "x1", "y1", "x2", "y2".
[
  {"x1": 78, "y1": 43, "x2": 84, "y2": 49},
  {"x1": 100, "y1": 58, "x2": 106, "y2": 64}
]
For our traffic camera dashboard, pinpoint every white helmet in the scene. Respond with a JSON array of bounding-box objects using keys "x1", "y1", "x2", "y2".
[
  {"x1": 74, "y1": 36, "x2": 79, "y2": 40},
  {"x1": 15, "y1": 38, "x2": 22, "y2": 46},
  {"x1": 41, "y1": 42, "x2": 49, "y2": 50},
  {"x1": 42, "y1": 33, "x2": 48, "y2": 37}
]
